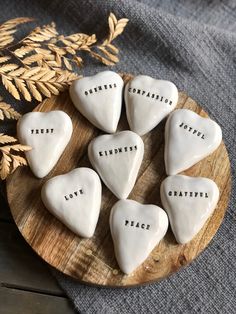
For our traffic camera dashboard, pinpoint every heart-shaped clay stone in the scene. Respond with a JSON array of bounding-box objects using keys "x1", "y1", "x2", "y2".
[
  {"x1": 110, "y1": 199, "x2": 168, "y2": 274},
  {"x1": 41, "y1": 167, "x2": 102, "y2": 238},
  {"x1": 17, "y1": 111, "x2": 72, "y2": 178},
  {"x1": 160, "y1": 175, "x2": 219, "y2": 244},
  {"x1": 124, "y1": 75, "x2": 178, "y2": 136},
  {"x1": 164, "y1": 109, "x2": 222, "y2": 175},
  {"x1": 69, "y1": 71, "x2": 124, "y2": 133},
  {"x1": 88, "y1": 131, "x2": 144, "y2": 199}
]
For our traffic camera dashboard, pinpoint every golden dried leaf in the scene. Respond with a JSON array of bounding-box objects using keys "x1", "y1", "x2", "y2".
[
  {"x1": 0, "y1": 133, "x2": 18, "y2": 144},
  {"x1": 14, "y1": 78, "x2": 32, "y2": 101},
  {"x1": 2, "y1": 75, "x2": 20, "y2": 100},
  {"x1": 0, "y1": 152, "x2": 11, "y2": 180},
  {"x1": 0, "y1": 102, "x2": 21, "y2": 120},
  {"x1": 0, "y1": 56, "x2": 11, "y2": 64}
]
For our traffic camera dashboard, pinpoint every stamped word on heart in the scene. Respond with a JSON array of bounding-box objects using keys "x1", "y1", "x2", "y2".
[
  {"x1": 160, "y1": 175, "x2": 219, "y2": 244},
  {"x1": 110, "y1": 199, "x2": 168, "y2": 274},
  {"x1": 125, "y1": 75, "x2": 178, "y2": 136},
  {"x1": 41, "y1": 167, "x2": 102, "y2": 238},
  {"x1": 164, "y1": 109, "x2": 222, "y2": 175},
  {"x1": 17, "y1": 110, "x2": 73, "y2": 178},
  {"x1": 70, "y1": 71, "x2": 124, "y2": 133},
  {"x1": 88, "y1": 130, "x2": 144, "y2": 199}
]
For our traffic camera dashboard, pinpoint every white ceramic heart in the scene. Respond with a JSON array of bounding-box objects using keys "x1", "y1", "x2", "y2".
[
  {"x1": 110, "y1": 199, "x2": 168, "y2": 274},
  {"x1": 88, "y1": 130, "x2": 144, "y2": 199},
  {"x1": 41, "y1": 167, "x2": 102, "y2": 238},
  {"x1": 17, "y1": 110, "x2": 73, "y2": 178},
  {"x1": 69, "y1": 71, "x2": 124, "y2": 133},
  {"x1": 124, "y1": 75, "x2": 178, "y2": 136},
  {"x1": 160, "y1": 175, "x2": 219, "y2": 244},
  {"x1": 164, "y1": 109, "x2": 222, "y2": 175}
]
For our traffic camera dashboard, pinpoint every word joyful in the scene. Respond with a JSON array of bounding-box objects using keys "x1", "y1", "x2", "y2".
[
  {"x1": 179, "y1": 122, "x2": 205, "y2": 139},
  {"x1": 128, "y1": 87, "x2": 173, "y2": 105},
  {"x1": 99, "y1": 145, "x2": 138, "y2": 157},
  {"x1": 64, "y1": 188, "x2": 84, "y2": 201},
  {"x1": 168, "y1": 190, "x2": 209, "y2": 198},
  {"x1": 31, "y1": 128, "x2": 54, "y2": 134},
  {"x1": 124, "y1": 219, "x2": 151, "y2": 230},
  {"x1": 84, "y1": 83, "x2": 117, "y2": 95}
]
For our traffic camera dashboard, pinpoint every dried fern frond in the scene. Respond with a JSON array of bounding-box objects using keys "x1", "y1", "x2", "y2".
[
  {"x1": 0, "y1": 65, "x2": 79, "y2": 101},
  {"x1": 0, "y1": 17, "x2": 33, "y2": 48},
  {"x1": 0, "y1": 140, "x2": 30, "y2": 179},
  {"x1": 0, "y1": 98, "x2": 21, "y2": 120}
]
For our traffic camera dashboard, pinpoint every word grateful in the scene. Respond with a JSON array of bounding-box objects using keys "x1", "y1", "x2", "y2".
[
  {"x1": 168, "y1": 190, "x2": 209, "y2": 198},
  {"x1": 84, "y1": 83, "x2": 117, "y2": 95},
  {"x1": 99, "y1": 145, "x2": 138, "y2": 157},
  {"x1": 124, "y1": 219, "x2": 151, "y2": 230},
  {"x1": 128, "y1": 87, "x2": 173, "y2": 105},
  {"x1": 31, "y1": 128, "x2": 54, "y2": 134},
  {"x1": 64, "y1": 189, "x2": 84, "y2": 201},
  {"x1": 179, "y1": 122, "x2": 205, "y2": 139}
]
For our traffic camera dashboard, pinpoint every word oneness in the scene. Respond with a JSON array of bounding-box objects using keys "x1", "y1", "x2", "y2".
[
  {"x1": 124, "y1": 219, "x2": 151, "y2": 230},
  {"x1": 64, "y1": 188, "x2": 84, "y2": 201},
  {"x1": 99, "y1": 145, "x2": 138, "y2": 157},
  {"x1": 179, "y1": 122, "x2": 205, "y2": 139},
  {"x1": 128, "y1": 87, "x2": 173, "y2": 105},
  {"x1": 84, "y1": 83, "x2": 117, "y2": 96},
  {"x1": 168, "y1": 190, "x2": 209, "y2": 198},
  {"x1": 31, "y1": 128, "x2": 54, "y2": 134}
]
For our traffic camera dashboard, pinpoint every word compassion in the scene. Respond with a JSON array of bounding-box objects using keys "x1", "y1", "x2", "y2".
[
  {"x1": 31, "y1": 128, "x2": 54, "y2": 134},
  {"x1": 125, "y1": 219, "x2": 150, "y2": 230},
  {"x1": 84, "y1": 83, "x2": 117, "y2": 95},
  {"x1": 99, "y1": 145, "x2": 138, "y2": 157},
  {"x1": 128, "y1": 87, "x2": 173, "y2": 105},
  {"x1": 64, "y1": 188, "x2": 84, "y2": 201},
  {"x1": 179, "y1": 122, "x2": 205, "y2": 139},
  {"x1": 168, "y1": 190, "x2": 209, "y2": 198}
]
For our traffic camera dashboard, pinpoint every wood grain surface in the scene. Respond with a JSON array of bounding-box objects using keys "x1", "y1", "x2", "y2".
[{"x1": 6, "y1": 74, "x2": 231, "y2": 287}]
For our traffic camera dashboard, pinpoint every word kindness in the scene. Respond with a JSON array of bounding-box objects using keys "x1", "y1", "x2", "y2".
[
  {"x1": 168, "y1": 190, "x2": 209, "y2": 198},
  {"x1": 64, "y1": 188, "x2": 84, "y2": 201},
  {"x1": 84, "y1": 83, "x2": 117, "y2": 95},
  {"x1": 179, "y1": 122, "x2": 205, "y2": 139},
  {"x1": 124, "y1": 219, "x2": 151, "y2": 230},
  {"x1": 128, "y1": 87, "x2": 173, "y2": 105},
  {"x1": 31, "y1": 128, "x2": 54, "y2": 134},
  {"x1": 99, "y1": 145, "x2": 138, "y2": 157}
]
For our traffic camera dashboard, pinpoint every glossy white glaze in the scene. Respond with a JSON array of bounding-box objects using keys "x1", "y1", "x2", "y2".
[
  {"x1": 110, "y1": 199, "x2": 168, "y2": 274},
  {"x1": 164, "y1": 109, "x2": 222, "y2": 175},
  {"x1": 69, "y1": 71, "x2": 124, "y2": 133},
  {"x1": 88, "y1": 130, "x2": 144, "y2": 199},
  {"x1": 41, "y1": 167, "x2": 102, "y2": 238},
  {"x1": 124, "y1": 75, "x2": 178, "y2": 136},
  {"x1": 160, "y1": 175, "x2": 219, "y2": 244},
  {"x1": 17, "y1": 110, "x2": 72, "y2": 178}
]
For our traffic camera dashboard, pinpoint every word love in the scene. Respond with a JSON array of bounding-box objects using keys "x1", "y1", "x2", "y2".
[
  {"x1": 84, "y1": 83, "x2": 117, "y2": 95},
  {"x1": 64, "y1": 188, "x2": 84, "y2": 201},
  {"x1": 41, "y1": 168, "x2": 102, "y2": 238},
  {"x1": 168, "y1": 190, "x2": 209, "y2": 198},
  {"x1": 128, "y1": 87, "x2": 173, "y2": 105},
  {"x1": 31, "y1": 128, "x2": 54, "y2": 134},
  {"x1": 124, "y1": 219, "x2": 150, "y2": 230},
  {"x1": 179, "y1": 122, "x2": 205, "y2": 139},
  {"x1": 98, "y1": 145, "x2": 138, "y2": 157}
]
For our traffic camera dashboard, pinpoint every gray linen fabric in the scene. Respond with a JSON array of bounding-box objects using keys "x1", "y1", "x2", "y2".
[{"x1": 0, "y1": 0, "x2": 236, "y2": 313}]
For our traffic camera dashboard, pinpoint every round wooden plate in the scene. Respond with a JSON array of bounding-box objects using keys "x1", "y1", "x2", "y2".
[{"x1": 6, "y1": 74, "x2": 231, "y2": 287}]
